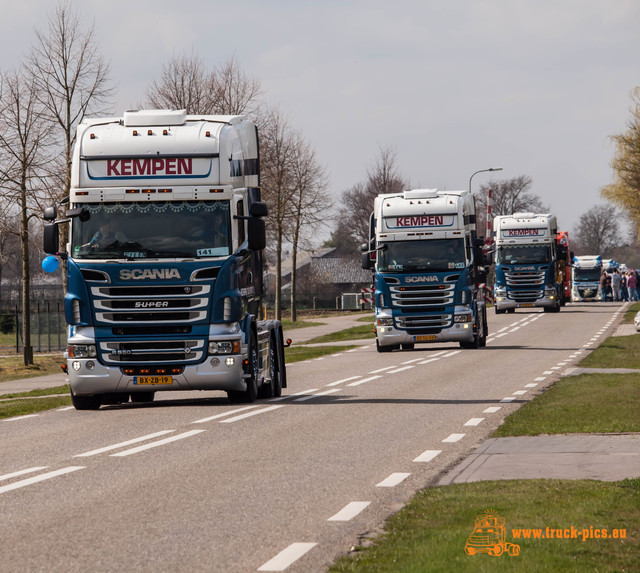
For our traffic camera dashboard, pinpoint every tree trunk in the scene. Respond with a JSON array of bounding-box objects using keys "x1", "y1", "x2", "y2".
[{"x1": 21, "y1": 187, "x2": 33, "y2": 366}]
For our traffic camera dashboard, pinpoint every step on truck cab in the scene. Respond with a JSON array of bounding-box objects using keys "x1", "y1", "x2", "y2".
[
  {"x1": 362, "y1": 189, "x2": 489, "y2": 352},
  {"x1": 43, "y1": 110, "x2": 287, "y2": 410},
  {"x1": 571, "y1": 255, "x2": 602, "y2": 302},
  {"x1": 493, "y1": 213, "x2": 561, "y2": 314}
]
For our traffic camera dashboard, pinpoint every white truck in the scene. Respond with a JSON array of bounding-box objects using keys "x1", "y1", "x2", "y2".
[
  {"x1": 571, "y1": 255, "x2": 602, "y2": 302},
  {"x1": 43, "y1": 110, "x2": 287, "y2": 409},
  {"x1": 493, "y1": 213, "x2": 562, "y2": 313},
  {"x1": 362, "y1": 189, "x2": 489, "y2": 351}
]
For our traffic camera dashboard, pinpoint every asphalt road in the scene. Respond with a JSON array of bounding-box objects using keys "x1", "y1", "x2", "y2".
[{"x1": 0, "y1": 302, "x2": 626, "y2": 572}]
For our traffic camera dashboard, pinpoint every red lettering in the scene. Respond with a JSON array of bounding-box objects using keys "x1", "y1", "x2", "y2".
[
  {"x1": 120, "y1": 159, "x2": 131, "y2": 176},
  {"x1": 133, "y1": 159, "x2": 150, "y2": 176},
  {"x1": 165, "y1": 158, "x2": 176, "y2": 175},
  {"x1": 107, "y1": 160, "x2": 120, "y2": 176},
  {"x1": 178, "y1": 158, "x2": 192, "y2": 175},
  {"x1": 152, "y1": 159, "x2": 164, "y2": 174}
]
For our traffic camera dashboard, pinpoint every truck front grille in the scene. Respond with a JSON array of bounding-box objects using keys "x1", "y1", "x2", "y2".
[
  {"x1": 390, "y1": 284, "x2": 455, "y2": 309},
  {"x1": 99, "y1": 339, "x2": 205, "y2": 365}
]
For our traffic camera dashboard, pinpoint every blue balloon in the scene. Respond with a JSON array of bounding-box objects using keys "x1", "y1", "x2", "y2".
[{"x1": 42, "y1": 256, "x2": 59, "y2": 273}]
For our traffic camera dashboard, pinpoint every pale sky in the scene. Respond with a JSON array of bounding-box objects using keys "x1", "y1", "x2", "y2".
[{"x1": 1, "y1": 0, "x2": 638, "y2": 241}]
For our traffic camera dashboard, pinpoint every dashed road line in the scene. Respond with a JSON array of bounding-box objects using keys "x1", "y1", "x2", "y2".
[
  {"x1": 442, "y1": 433, "x2": 465, "y2": 443},
  {"x1": 258, "y1": 543, "x2": 317, "y2": 572},
  {"x1": 376, "y1": 473, "x2": 411, "y2": 487},
  {"x1": 75, "y1": 430, "x2": 175, "y2": 456},
  {"x1": 413, "y1": 449, "x2": 442, "y2": 463},
  {"x1": 328, "y1": 501, "x2": 371, "y2": 522},
  {"x1": 220, "y1": 405, "x2": 284, "y2": 424}
]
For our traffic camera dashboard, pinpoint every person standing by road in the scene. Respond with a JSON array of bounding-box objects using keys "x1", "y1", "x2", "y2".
[
  {"x1": 599, "y1": 271, "x2": 608, "y2": 302},
  {"x1": 628, "y1": 271, "x2": 637, "y2": 301},
  {"x1": 621, "y1": 272, "x2": 629, "y2": 301},
  {"x1": 612, "y1": 269, "x2": 622, "y2": 301}
]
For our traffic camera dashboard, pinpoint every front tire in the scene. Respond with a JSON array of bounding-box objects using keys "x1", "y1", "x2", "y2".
[
  {"x1": 71, "y1": 389, "x2": 102, "y2": 411},
  {"x1": 228, "y1": 328, "x2": 259, "y2": 404},
  {"x1": 376, "y1": 339, "x2": 393, "y2": 353}
]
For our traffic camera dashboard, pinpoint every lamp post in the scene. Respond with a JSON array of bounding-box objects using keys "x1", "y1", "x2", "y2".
[{"x1": 469, "y1": 167, "x2": 503, "y2": 194}]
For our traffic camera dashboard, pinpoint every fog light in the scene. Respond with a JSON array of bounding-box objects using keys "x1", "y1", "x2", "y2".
[
  {"x1": 72, "y1": 361, "x2": 81, "y2": 371},
  {"x1": 225, "y1": 357, "x2": 234, "y2": 367},
  {"x1": 86, "y1": 361, "x2": 95, "y2": 370},
  {"x1": 210, "y1": 357, "x2": 220, "y2": 367}
]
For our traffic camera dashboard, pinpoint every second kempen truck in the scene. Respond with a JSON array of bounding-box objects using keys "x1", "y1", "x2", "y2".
[
  {"x1": 362, "y1": 188, "x2": 489, "y2": 351},
  {"x1": 493, "y1": 213, "x2": 562, "y2": 313},
  {"x1": 42, "y1": 109, "x2": 287, "y2": 410}
]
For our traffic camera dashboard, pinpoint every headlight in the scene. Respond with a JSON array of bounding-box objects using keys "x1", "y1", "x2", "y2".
[
  {"x1": 494, "y1": 286, "x2": 506, "y2": 296},
  {"x1": 454, "y1": 314, "x2": 472, "y2": 323},
  {"x1": 68, "y1": 344, "x2": 97, "y2": 358},
  {"x1": 208, "y1": 340, "x2": 240, "y2": 355},
  {"x1": 377, "y1": 317, "x2": 393, "y2": 326}
]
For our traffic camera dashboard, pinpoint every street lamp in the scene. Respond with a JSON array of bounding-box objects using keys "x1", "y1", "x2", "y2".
[{"x1": 469, "y1": 167, "x2": 503, "y2": 193}]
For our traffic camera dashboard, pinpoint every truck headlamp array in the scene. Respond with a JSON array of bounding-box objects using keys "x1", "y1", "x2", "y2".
[
  {"x1": 376, "y1": 317, "x2": 393, "y2": 327},
  {"x1": 208, "y1": 340, "x2": 241, "y2": 355},
  {"x1": 68, "y1": 344, "x2": 97, "y2": 358},
  {"x1": 454, "y1": 314, "x2": 472, "y2": 323}
]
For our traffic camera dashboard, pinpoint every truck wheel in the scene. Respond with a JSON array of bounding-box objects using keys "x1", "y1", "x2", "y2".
[
  {"x1": 376, "y1": 339, "x2": 393, "y2": 353},
  {"x1": 479, "y1": 311, "x2": 487, "y2": 347},
  {"x1": 228, "y1": 329, "x2": 259, "y2": 403},
  {"x1": 490, "y1": 544, "x2": 504, "y2": 557},
  {"x1": 71, "y1": 389, "x2": 102, "y2": 411},
  {"x1": 259, "y1": 334, "x2": 282, "y2": 398},
  {"x1": 495, "y1": 307, "x2": 506, "y2": 315},
  {"x1": 401, "y1": 343, "x2": 415, "y2": 350}
]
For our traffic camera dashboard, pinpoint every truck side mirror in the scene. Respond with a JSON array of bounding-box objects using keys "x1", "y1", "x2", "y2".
[
  {"x1": 43, "y1": 206, "x2": 57, "y2": 221},
  {"x1": 362, "y1": 252, "x2": 372, "y2": 270},
  {"x1": 43, "y1": 223, "x2": 60, "y2": 255},
  {"x1": 247, "y1": 217, "x2": 266, "y2": 251},
  {"x1": 249, "y1": 202, "x2": 268, "y2": 218}
]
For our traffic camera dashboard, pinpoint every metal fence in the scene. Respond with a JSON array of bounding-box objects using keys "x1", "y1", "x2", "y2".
[{"x1": 0, "y1": 302, "x2": 66, "y2": 354}]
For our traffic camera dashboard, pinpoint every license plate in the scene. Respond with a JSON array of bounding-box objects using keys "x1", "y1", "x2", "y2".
[
  {"x1": 133, "y1": 376, "x2": 173, "y2": 385},
  {"x1": 415, "y1": 335, "x2": 437, "y2": 342},
  {"x1": 519, "y1": 303, "x2": 534, "y2": 308}
]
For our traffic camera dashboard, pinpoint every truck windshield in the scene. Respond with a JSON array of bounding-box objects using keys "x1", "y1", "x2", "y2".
[
  {"x1": 574, "y1": 268, "x2": 601, "y2": 281},
  {"x1": 377, "y1": 238, "x2": 467, "y2": 272},
  {"x1": 496, "y1": 244, "x2": 551, "y2": 265},
  {"x1": 70, "y1": 200, "x2": 231, "y2": 260}
]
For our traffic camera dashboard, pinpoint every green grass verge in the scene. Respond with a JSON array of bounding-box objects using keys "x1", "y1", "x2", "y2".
[
  {"x1": 578, "y1": 334, "x2": 640, "y2": 369},
  {"x1": 302, "y1": 324, "x2": 375, "y2": 344},
  {"x1": 0, "y1": 386, "x2": 71, "y2": 419},
  {"x1": 330, "y1": 479, "x2": 640, "y2": 572},
  {"x1": 0, "y1": 354, "x2": 65, "y2": 383},
  {"x1": 621, "y1": 301, "x2": 640, "y2": 323},
  {"x1": 493, "y1": 373, "x2": 640, "y2": 436}
]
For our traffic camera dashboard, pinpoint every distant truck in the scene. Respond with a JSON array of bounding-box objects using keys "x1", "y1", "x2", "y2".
[
  {"x1": 362, "y1": 189, "x2": 489, "y2": 351},
  {"x1": 43, "y1": 110, "x2": 287, "y2": 410},
  {"x1": 493, "y1": 213, "x2": 562, "y2": 313},
  {"x1": 571, "y1": 255, "x2": 602, "y2": 302},
  {"x1": 556, "y1": 231, "x2": 572, "y2": 305}
]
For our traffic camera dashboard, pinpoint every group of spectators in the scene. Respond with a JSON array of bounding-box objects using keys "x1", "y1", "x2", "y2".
[{"x1": 599, "y1": 268, "x2": 639, "y2": 302}]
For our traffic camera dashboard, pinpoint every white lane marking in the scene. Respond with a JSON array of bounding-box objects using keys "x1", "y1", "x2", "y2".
[
  {"x1": 500, "y1": 397, "x2": 516, "y2": 403},
  {"x1": 368, "y1": 366, "x2": 397, "y2": 374},
  {"x1": 3, "y1": 414, "x2": 39, "y2": 422},
  {"x1": 442, "y1": 350, "x2": 462, "y2": 358},
  {"x1": 542, "y1": 371, "x2": 554, "y2": 375},
  {"x1": 328, "y1": 501, "x2": 371, "y2": 522},
  {"x1": 401, "y1": 358, "x2": 424, "y2": 364},
  {"x1": 111, "y1": 430, "x2": 205, "y2": 457},
  {"x1": 442, "y1": 433, "x2": 465, "y2": 443},
  {"x1": 75, "y1": 430, "x2": 175, "y2": 456},
  {"x1": 294, "y1": 389, "x2": 340, "y2": 402},
  {"x1": 550, "y1": 366, "x2": 561, "y2": 370},
  {"x1": 347, "y1": 375, "x2": 382, "y2": 387},
  {"x1": 464, "y1": 418, "x2": 485, "y2": 426},
  {"x1": 430, "y1": 350, "x2": 449, "y2": 357},
  {"x1": 534, "y1": 377, "x2": 546, "y2": 382},
  {"x1": 525, "y1": 383, "x2": 538, "y2": 388},
  {"x1": 513, "y1": 390, "x2": 527, "y2": 396},
  {"x1": 483, "y1": 406, "x2": 501, "y2": 414},
  {"x1": 192, "y1": 406, "x2": 259, "y2": 423},
  {"x1": 331, "y1": 353, "x2": 344, "y2": 358},
  {"x1": 387, "y1": 365, "x2": 415, "y2": 374},
  {"x1": 258, "y1": 543, "x2": 318, "y2": 572},
  {"x1": 496, "y1": 326, "x2": 510, "y2": 333},
  {"x1": 271, "y1": 389, "x2": 319, "y2": 401},
  {"x1": 377, "y1": 473, "x2": 411, "y2": 487},
  {"x1": 0, "y1": 467, "x2": 48, "y2": 482},
  {"x1": 418, "y1": 358, "x2": 441, "y2": 365},
  {"x1": 220, "y1": 405, "x2": 284, "y2": 423},
  {"x1": 57, "y1": 406, "x2": 75, "y2": 411},
  {"x1": 413, "y1": 449, "x2": 442, "y2": 463},
  {"x1": 493, "y1": 333, "x2": 508, "y2": 339},
  {"x1": 508, "y1": 327, "x2": 521, "y2": 333},
  {"x1": 0, "y1": 466, "x2": 84, "y2": 495},
  {"x1": 326, "y1": 376, "x2": 362, "y2": 386}
]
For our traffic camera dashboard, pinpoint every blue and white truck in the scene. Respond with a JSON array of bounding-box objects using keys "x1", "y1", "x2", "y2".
[
  {"x1": 43, "y1": 110, "x2": 287, "y2": 410},
  {"x1": 362, "y1": 189, "x2": 489, "y2": 351},
  {"x1": 571, "y1": 255, "x2": 602, "y2": 302},
  {"x1": 493, "y1": 213, "x2": 561, "y2": 313}
]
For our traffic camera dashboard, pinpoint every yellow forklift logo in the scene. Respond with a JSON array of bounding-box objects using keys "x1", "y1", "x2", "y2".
[{"x1": 465, "y1": 509, "x2": 520, "y2": 557}]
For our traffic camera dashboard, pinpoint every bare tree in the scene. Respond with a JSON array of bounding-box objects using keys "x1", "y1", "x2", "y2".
[
  {"x1": 145, "y1": 53, "x2": 263, "y2": 117},
  {"x1": 26, "y1": 0, "x2": 113, "y2": 202},
  {"x1": 0, "y1": 69, "x2": 56, "y2": 364},
  {"x1": 259, "y1": 108, "x2": 298, "y2": 320},
  {"x1": 286, "y1": 136, "x2": 331, "y2": 321},
  {"x1": 572, "y1": 204, "x2": 620, "y2": 256},
  {"x1": 337, "y1": 146, "x2": 407, "y2": 248},
  {"x1": 475, "y1": 175, "x2": 547, "y2": 239}
]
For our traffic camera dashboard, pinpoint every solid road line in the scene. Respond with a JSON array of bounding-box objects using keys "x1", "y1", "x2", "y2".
[
  {"x1": 0, "y1": 466, "x2": 84, "y2": 495},
  {"x1": 110, "y1": 430, "x2": 205, "y2": 457}
]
